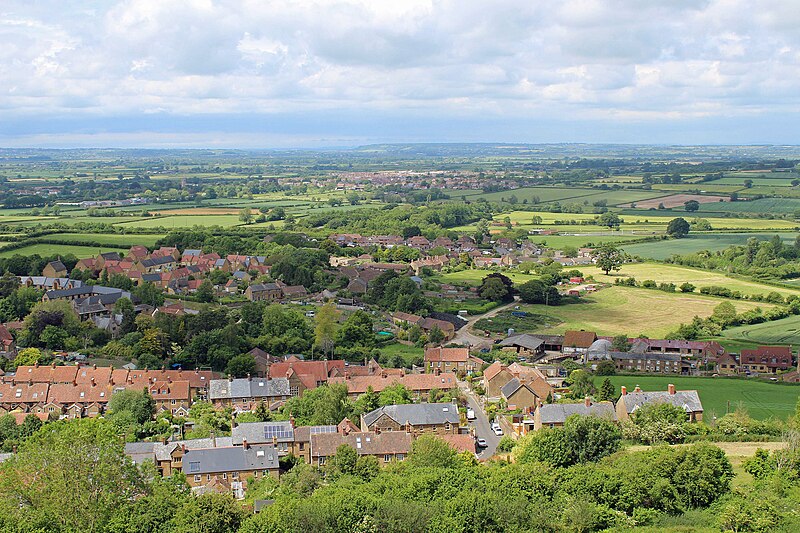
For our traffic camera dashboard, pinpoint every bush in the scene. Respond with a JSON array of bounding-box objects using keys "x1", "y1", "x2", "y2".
[{"x1": 496, "y1": 436, "x2": 515, "y2": 453}]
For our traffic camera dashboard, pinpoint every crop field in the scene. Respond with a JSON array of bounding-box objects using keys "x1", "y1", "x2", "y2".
[
  {"x1": 706, "y1": 176, "x2": 798, "y2": 186},
  {"x1": 517, "y1": 285, "x2": 770, "y2": 338},
  {"x1": 0, "y1": 243, "x2": 125, "y2": 258},
  {"x1": 721, "y1": 314, "x2": 800, "y2": 346},
  {"x1": 529, "y1": 234, "x2": 648, "y2": 249},
  {"x1": 606, "y1": 375, "x2": 799, "y2": 420},
  {"x1": 622, "y1": 233, "x2": 798, "y2": 260},
  {"x1": 695, "y1": 197, "x2": 800, "y2": 214},
  {"x1": 627, "y1": 194, "x2": 729, "y2": 209},
  {"x1": 581, "y1": 262, "x2": 800, "y2": 298},
  {"x1": 42, "y1": 233, "x2": 162, "y2": 247},
  {"x1": 114, "y1": 215, "x2": 244, "y2": 228},
  {"x1": 476, "y1": 187, "x2": 611, "y2": 204},
  {"x1": 651, "y1": 183, "x2": 745, "y2": 194}
]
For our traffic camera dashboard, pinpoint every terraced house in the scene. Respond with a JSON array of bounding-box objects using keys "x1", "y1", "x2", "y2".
[{"x1": 424, "y1": 347, "x2": 483, "y2": 374}]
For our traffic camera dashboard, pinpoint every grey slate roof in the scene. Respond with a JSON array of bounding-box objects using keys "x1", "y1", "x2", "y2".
[
  {"x1": 208, "y1": 377, "x2": 290, "y2": 401},
  {"x1": 47, "y1": 260, "x2": 67, "y2": 272},
  {"x1": 537, "y1": 402, "x2": 617, "y2": 424},
  {"x1": 124, "y1": 441, "x2": 156, "y2": 465},
  {"x1": 231, "y1": 421, "x2": 294, "y2": 446},
  {"x1": 183, "y1": 445, "x2": 279, "y2": 475},
  {"x1": 499, "y1": 333, "x2": 544, "y2": 351},
  {"x1": 124, "y1": 437, "x2": 236, "y2": 464},
  {"x1": 362, "y1": 403, "x2": 459, "y2": 427},
  {"x1": 500, "y1": 378, "x2": 525, "y2": 399},
  {"x1": 141, "y1": 256, "x2": 176, "y2": 268},
  {"x1": 611, "y1": 351, "x2": 681, "y2": 362},
  {"x1": 622, "y1": 390, "x2": 703, "y2": 414}
]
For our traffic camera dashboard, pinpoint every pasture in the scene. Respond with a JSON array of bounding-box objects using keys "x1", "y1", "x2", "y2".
[
  {"x1": 722, "y1": 314, "x2": 800, "y2": 346},
  {"x1": 695, "y1": 197, "x2": 800, "y2": 214},
  {"x1": 581, "y1": 262, "x2": 800, "y2": 298},
  {"x1": 0, "y1": 243, "x2": 125, "y2": 258},
  {"x1": 622, "y1": 233, "x2": 798, "y2": 260},
  {"x1": 627, "y1": 194, "x2": 728, "y2": 209},
  {"x1": 42, "y1": 233, "x2": 162, "y2": 247},
  {"x1": 517, "y1": 285, "x2": 770, "y2": 338},
  {"x1": 606, "y1": 375, "x2": 799, "y2": 420},
  {"x1": 437, "y1": 269, "x2": 540, "y2": 286},
  {"x1": 114, "y1": 215, "x2": 244, "y2": 229}
]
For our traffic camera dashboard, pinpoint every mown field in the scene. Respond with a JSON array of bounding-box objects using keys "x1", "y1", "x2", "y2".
[
  {"x1": 438, "y1": 269, "x2": 540, "y2": 286},
  {"x1": 42, "y1": 233, "x2": 162, "y2": 247},
  {"x1": 516, "y1": 285, "x2": 770, "y2": 338},
  {"x1": 606, "y1": 375, "x2": 799, "y2": 420},
  {"x1": 622, "y1": 233, "x2": 799, "y2": 260},
  {"x1": 0, "y1": 243, "x2": 125, "y2": 258},
  {"x1": 114, "y1": 215, "x2": 244, "y2": 228},
  {"x1": 695, "y1": 197, "x2": 800, "y2": 214},
  {"x1": 721, "y1": 314, "x2": 800, "y2": 346},
  {"x1": 581, "y1": 262, "x2": 800, "y2": 298}
]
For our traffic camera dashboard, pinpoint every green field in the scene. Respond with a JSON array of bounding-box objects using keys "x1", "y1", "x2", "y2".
[
  {"x1": 43, "y1": 233, "x2": 162, "y2": 247},
  {"x1": 515, "y1": 286, "x2": 770, "y2": 338},
  {"x1": 0, "y1": 243, "x2": 125, "y2": 258},
  {"x1": 531, "y1": 234, "x2": 648, "y2": 249},
  {"x1": 438, "y1": 269, "x2": 540, "y2": 286},
  {"x1": 581, "y1": 262, "x2": 800, "y2": 298},
  {"x1": 722, "y1": 314, "x2": 800, "y2": 345},
  {"x1": 622, "y1": 233, "x2": 799, "y2": 260},
  {"x1": 696, "y1": 197, "x2": 800, "y2": 214},
  {"x1": 606, "y1": 375, "x2": 800, "y2": 420},
  {"x1": 115, "y1": 215, "x2": 244, "y2": 228}
]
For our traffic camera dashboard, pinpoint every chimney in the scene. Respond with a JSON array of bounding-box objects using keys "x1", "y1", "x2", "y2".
[
  {"x1": 34, "y1": 362, "x2": 39, "y2": 368},
  {"x1": 51, "y1": 362, "x2": 55, "y2": 368},
  {"x1": 228, "y1": 374, "x2": 233, "y2": 382},
  {"x1": 91, "y1": 377, "x2": 96, "y2": 387},
  {"x1": 668, "y1": 383, "x2": 676, "y2": 395},
  {"x1": 181, "y1": 444, "x2": 187, "y2": 453},
  {"x1": 242, "y1": 438, "x2": 248, "y2": 449},
  {"x1": 374, "y1": 427, "x2": 380, "y2": 435},
  {"x1": 634, "y1": 385, "x2": 641, "y2": 393},
  {"x1": 28, "y1": 379, "x2": 32, "y2": 386},
  {"x1": 621, "y1": 386, "x2": 627, "y2": 396},
  {"x1": 289, "y1": 416, "x2": 295, "y2": 428},
  {"x1": 434, "y1": 368, "x2": 441, "y2": 376},
  {"x1": 345, "y1": 371, "x2": 350, "y2": 380},
  {"x1": 381, "y1": 371, "x2": 387, "y2": 379},
  {"x1": 195, "y1": 368, "x2": 199, "y2": 374},
  {"x1": 92, "y1": 363, "x2": 97, "y2": 370},
  {"x1": 405, "y1": 420, "x2": 411, "y2": 434},
  {"x1": 584, "y1": 396, "x2": 591, "y2": 407},
  {"x1": 400, "y1": 368, "x2": 405, "y2": 377},
  {"x1": 247, "y1": 373, "x2": 252, "y2": 381}
]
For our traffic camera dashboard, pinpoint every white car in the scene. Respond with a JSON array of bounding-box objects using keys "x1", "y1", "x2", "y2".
[
  {"x1": 493, "y1": 426, "x2": 504, "y2": 436},
  {"x1": 466, "y1": 408, "x2": 476, "y2": 420},
  {"x1": 476, "y1": 438, "x2": 488, "y2": 448}
]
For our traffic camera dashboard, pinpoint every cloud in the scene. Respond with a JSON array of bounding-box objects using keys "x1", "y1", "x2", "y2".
[{"x1": 0, "y1": 0, "x2": 798, "y2": 145}]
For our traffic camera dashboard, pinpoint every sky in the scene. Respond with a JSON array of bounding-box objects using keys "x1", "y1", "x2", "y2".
[{"x1": 1, "y1": 0, "x2": 799, "y2": 148}]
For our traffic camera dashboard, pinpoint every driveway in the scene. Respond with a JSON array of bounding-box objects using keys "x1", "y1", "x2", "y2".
[
  {"x1": 452, "y1": 298, "x2": 519, "y2": 349},
  {"x1": 460, "y1": 381, "x2": 500, "y2": 459}
]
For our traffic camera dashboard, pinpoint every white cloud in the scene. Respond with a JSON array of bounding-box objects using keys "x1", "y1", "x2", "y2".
[{"x1": 0, "y1": 0, "x2": 798, "y2": 144}]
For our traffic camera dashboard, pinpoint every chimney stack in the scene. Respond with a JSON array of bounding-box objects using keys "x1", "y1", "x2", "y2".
[
  {"x1": 242, "y1": 438, "x2": 248, "y2": 449},
  {"x1": 634, "y1": 385, "x2": 641, "y2": 393},
  {"x1": 621, "y1": 386, "x2": 627, "y2": 396},
  {"x1": 668, "y1": 383, "x2": 676, "y2": 395},
  {"x1": 91, "y1": 377, "x2": 96, "y2": 387},
  {"x1": 228, "y1": 374, "x2": 233, "y2": 382},
  {"x1": 584, "y1": 396, "x2": 591, "y2": 407},
  {"x1": 247, "y1": 373, "x2": 252, "y2": 381},
  {"x1": 289, "y1": 416, "x2": 295, "y2": 428}
]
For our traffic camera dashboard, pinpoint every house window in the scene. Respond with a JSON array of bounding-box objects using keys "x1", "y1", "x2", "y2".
[
  {"x1": 222, "y1": 473, "x2": 227, "y2": 480},
  {"x1": 232, "y1": 472, "x2": 239, "y2": 479},
  {"x1": 263, "y1": 470, "x2": 269, "y2": 476},
  {"x1": 207, "y1": 474, "x2": 211, "y2": 481},
  {"x1": 445, "y1": 423, "x2": 451, "y2": 431},
  {"x1": 397, "y1": 454, "x2": 404, "y2": 461},
  {"x1": 194, "y1": 475, "x2": 201, "y2": 482},
  {"x1": 299, "y1": 443, "x2": 305, "y2": 450},
  {"x1": 318, "y1": 457, "x2": 326, "y2": 466},
  {"x1": 384, "y1": 454, "x2": 391, "y2": 463},
  {"x1": 171, "y1": 399, "x2": 176, "y2": 405},
  {"x1": 290, "y1": 386, "x2": 299, "y2": 397}
]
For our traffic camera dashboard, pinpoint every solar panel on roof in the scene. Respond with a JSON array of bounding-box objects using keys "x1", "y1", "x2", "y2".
[
  {"x1": 263, "y1": 424, "x2": 293, "y2": 440},
  {"x1": 309, "y1": 426, "x2": 337, "y2": 435}
]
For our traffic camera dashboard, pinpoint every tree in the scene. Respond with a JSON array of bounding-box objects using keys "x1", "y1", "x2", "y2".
[
  {"x1": 196, "y1": 279, "x2": 215, "y2": 303},
  {"x1": 173, "y1": 493, "x2": 247, "y2": 533},
  {"x1": 378, "y1": 383, "x2": 413, "y2": 406},
  {"x1": 743, "y1": 179, "x2": 753, "y2": 188},
  {"x1": 593, "y1": 244, "x2": 625, "y2": 275},
  {"x1": 518, "y1": 279, "x2": 560, "y2": 305},
  {"x1": 13, "y1": 347, "x2": 43, "y2": 367},
  {"x1": 427, "y1": 325, "x2": 445, "y2": 345},
  {"x1": 0, "y1": 419, "x2": 145, "y2": 531},
  {"x1": 336, "y1": 310, "x2": 374, "y2": 349},
  {"x1": 666, "y1": 217, "x2": 690, "y2": 238},
  {"x1": 328, "y1": 444, "x2": 358, "y2": 477},
  {"x1": 238, "y1": 207, "x2": 253, "y2": 224},
  {"x1": 408, "y1": 435, "x2": 456, "y2": 469},
  {"x1": 281, "y1": 384, "x2": 354, "y2": 426},
  {"x1": 478, "y1": 273, "x2": 514, "y2": 303},
  {"x1": 679, "y1": 282, "x2": 695, "y2": 293},
  {"x1": 611, "y1": 334, "x2": 630, "y2": 352},
  {"x1": 224, "y1": 354, "x2": 257, "y2": 378},
  {"x1": 594, "y1": 360, "x2": 616, "y2": 376},
  {"x1": 314, "y1": 303, "x2": 338, "y2": 357},
  {"x1": 597, "y1": 212, "x2": 622, "y2": 229},
  {"x1": 568, "y1": 370, "x2": 595, "y2": 398},
  {"x1": 514, "y1": 414, "x2": 621, "y2": 467},
  {"x1": 684, "y1": 200, "x2": 700, "y2": 212},
  {"x1": 596, "y1": 378, "x2": 615, "y2": 401},
  {"x1": 711, "y1": 301, "x2": 737, "y2": 326},
  {"x1": 108, "y1": 389, "x2": 156, "y2": 426}
]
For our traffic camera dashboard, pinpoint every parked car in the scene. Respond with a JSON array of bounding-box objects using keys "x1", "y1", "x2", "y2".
[
  {"x1": 466, "y1": 408, "x2": 476, "y2": 420},
  {"x1": 476, "y1": 438, "x2": 488, "y2": 448},
  {"x1": 493, "y1": 426, "x2": 504, "y2": 436}
]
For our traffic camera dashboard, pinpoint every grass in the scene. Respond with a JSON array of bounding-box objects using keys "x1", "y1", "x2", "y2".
[
  {"x1": 622, "y1": 233, "x2": 799, "y2": 260},
  {"x1": 530, "y1": 234, "x2": 654, "y2": 249},
  {"x1": 0, "y1": 243, "x2": 125, "y2": 258},
  {"x1": 606, "y1": 375, "x2": 800, "y2": 420},
  {"x1": 437, "y1": 269, "x2": 540, "y2": 286},
  {"x1": 722, "y1": 314, "x2": 800, "y2": 345},
  {"x1": 42, "y1": 233, "x2": 162, "y2": 247},
  {"x1": 695, "y1": 197, "x2": 800, "y2": 214},
  {"x1": 515, "y1": 285, "x2": 769, "y2": 338},
  {"x1": 114, "y1": 214, "x2": 245, "y2": 228},
  {"x1": 580, "y1": 262, "x2": 800, "y2": 298},
  {"x1": 379, "y1": 342, "x2": 424, "y2": 367}
]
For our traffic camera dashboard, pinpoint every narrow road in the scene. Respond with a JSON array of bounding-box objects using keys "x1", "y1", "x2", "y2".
[
  {"x1": 460, "y1": 381, "x2": 500, "y2": 459},
  {"x1": 452, "y1": 298, "x2": 519, "y2": 349}
]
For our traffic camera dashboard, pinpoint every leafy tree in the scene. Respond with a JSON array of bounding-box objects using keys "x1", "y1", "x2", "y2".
[
  {"x1": 21, "y1": 300, "x2": 81, "y2": 347},
  {"x1": 108, "y1": 389, "x2": 156, "y2": 426},
  {"x1": 518, "y1": 279, "x2": 560, "y2": 305},
  {"x1": 408, "y1": 434, "x2": 457, "y2": 469},
  {"x1": 314, "y1": 302, "x2": 339, "y2": 357},
  {"x1": 666, "y1": 217, "x2": 691, "y2": 238},
  {"x1": 0, "y1": 419, "x2": 145, "y2": 532},
  {"x1": 224, "y1": 354, "x2": 257, "y2": 378},
  {"x1": 679, "y1": 282, "x2": 695, "y2": 293},
  {"x1": 597, "y1": 212, "x2": 622, "y2": 229},
  {"x1": 711, "y1": 301, "x2": 737, "y2": 326},
  {"x1": 568, "y1": 369, "x2": 595, "y2": 398},
  {"x1": 353, "y1": 386, "x2": 380, "y2": 417},
  {"x1": 378, "y1": 383, "x2": 413, "y2": 406},
  {"x1": 41, "y1": 325, "x2": 69, "y2": 350},
  {"x1": 610, "y1": 334, "x2": 630, "y2": 352},
  {"x1": 281, "y1": 384, "x2": 354, "y2": 426},
  {"x1": 684, "y1": 200, "x2": 700, "y2": 212},
  {"x1": 173, "y1": 492, "x2": 247, "y2": 533},
  {"x1": 478, "y1": 273, "x2": 514, "y2": 303},
  {"x1": 515, "y1": 414, "x2": 620, "y2": 467},
  {"x1": 328, "y1": 444, "x2": 358, "y2": 478},
  {"x1": 427, "y1": 325, "x2": 445, "y2": 345},
  {"x1": 133, "y1": 282, "x2": 165, "y2": 307},
  {"x1": 196, "y1": 279, "x2": 215, "y2": 303},
  {"x1": 14, "y1": 347, "x2": 43, "y2": 367},
  {"x1": 238, "y1": 207, "x2": 254, "y2": 224},
  {"x1": 594, "y1": 360, "x2": 616, "y2": 376},
  {"x1": 336, "y1": 310, "x2": 374, "y2": 349},
  {"x1": 593, "y1": 244, "x2": 625, "y2": 275}
]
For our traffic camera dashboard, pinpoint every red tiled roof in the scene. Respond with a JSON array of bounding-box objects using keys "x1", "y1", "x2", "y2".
[
  {"x1": 328, "y1": 372, "x2": 458, "y2": 394},
  {"x1": 563, "y1": 330, "x2": 597, "y2": 349},
  {"x1": 424, "y1": 347, "x2": 469, "y2": 363}
]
